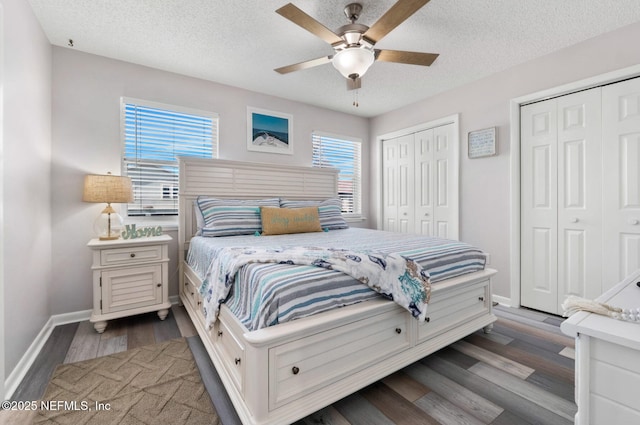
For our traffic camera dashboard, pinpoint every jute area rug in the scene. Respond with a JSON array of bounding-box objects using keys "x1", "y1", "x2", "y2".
[{"x1": 34, "y1": 338, "x2": 220, "y2": 425}]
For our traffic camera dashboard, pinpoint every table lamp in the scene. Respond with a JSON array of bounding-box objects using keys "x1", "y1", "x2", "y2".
[{"x1": 83, "y1": 172, "x2": 134, "y2": 240}]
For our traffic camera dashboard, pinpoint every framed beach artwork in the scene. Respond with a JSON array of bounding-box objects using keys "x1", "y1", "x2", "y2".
[{"x1": 247, "y1": 107, "x2": 293, "y2": 155}]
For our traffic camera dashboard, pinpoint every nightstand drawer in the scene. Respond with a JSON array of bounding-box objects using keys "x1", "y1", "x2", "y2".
[{"x1": 100, "y1": 244, "x2": 163, "y2": 266}]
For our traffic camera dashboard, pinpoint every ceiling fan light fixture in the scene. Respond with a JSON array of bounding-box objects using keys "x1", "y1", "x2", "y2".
[{"x1": 332, "y1": 47, "x2": 375, "y2": 79}]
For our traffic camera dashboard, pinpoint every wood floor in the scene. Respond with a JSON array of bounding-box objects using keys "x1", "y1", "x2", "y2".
[{"x1": 8, "y1": 304, "x2": 576, "y2": 425}]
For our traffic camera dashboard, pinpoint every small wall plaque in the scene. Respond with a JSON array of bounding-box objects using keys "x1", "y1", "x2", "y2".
[{"x1": 468, "y1": 127, "x2": 496, "y2": 159}]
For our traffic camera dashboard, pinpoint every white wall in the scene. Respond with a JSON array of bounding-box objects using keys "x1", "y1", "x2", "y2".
[
  {"x1": 1, "y1": 0, "x2": 52, "y2": 378},
  {"x1": 51, "y1": 47, "x2": 369, "y2": 315},
  {"x1": 369, "y1": 21, "x2": 640, "y2": 302}
]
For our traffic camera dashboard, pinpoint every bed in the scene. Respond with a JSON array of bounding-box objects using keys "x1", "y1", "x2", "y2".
[{"x1": 178, "y1": 157, "x2": 497, "y2": 425}]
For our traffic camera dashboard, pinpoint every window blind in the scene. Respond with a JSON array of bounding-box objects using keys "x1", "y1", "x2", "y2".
[
  {"x1": 312, "y1": 132, "x2": 362, "y2": 215},
  {"x1": 122, "y1": 98, "x2": 218, "y2": 216}
]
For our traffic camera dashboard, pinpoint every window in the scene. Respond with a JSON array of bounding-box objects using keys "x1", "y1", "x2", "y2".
[
  {"x1": 312, "y1": 132, "x2": 362, "y2": 215},
  {"x1": 122, "y1": 98, "x2": 218, "y2": 216}
]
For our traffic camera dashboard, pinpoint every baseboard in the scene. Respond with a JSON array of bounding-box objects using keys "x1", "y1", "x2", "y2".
[
  {"x1": 52, "y1": 309, "x2": 92, "y2": 326},
  {"x1": 4, "y1": 298, "x2": 182, "y2": 399},
  {"x1": 4, "y1": 316, "x2": 55, "y2": 400},
  {"x1": 492, "y1": 294, "x2": 512, "y2": 307}
]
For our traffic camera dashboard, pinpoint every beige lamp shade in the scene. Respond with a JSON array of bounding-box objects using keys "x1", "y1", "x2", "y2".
[
  {"x1": 83, "y1": 173, "x2": 133, "y2": 240},
  {"x1": 83, "y1": 173, "x2": 134, "y2": 204}
]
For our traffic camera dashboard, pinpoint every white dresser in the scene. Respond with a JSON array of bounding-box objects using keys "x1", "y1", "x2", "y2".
[{"x1": 561, "y1": 270, "x2": 640, "y2": 425}]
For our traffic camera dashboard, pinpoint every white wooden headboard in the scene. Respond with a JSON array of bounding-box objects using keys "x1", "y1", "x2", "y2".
[{"x1": 178, "y1": 157, "x2": 339, "y2": 256}]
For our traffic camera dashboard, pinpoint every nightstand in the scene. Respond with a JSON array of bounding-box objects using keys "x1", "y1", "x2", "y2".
[{"x1": 88, "y1": 234, "x2": 172, "y2": 333}]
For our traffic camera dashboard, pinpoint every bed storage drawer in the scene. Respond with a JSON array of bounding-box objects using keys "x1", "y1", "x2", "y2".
[
  {"x1": 182, "y1": 273, "x2": 205, "y2": 326},
  {"x1": 268, "y1": 308, "x2": 411, "y2": 410},
  {"x1": 417, "y1": 278, "x2": 489, "y2": 343},
  {"x1": 101, "y1": 244, "x2": 163, "y2": 266},
  {"x1": 215, "y1": 318, "x2": 244, "y2": 392}
]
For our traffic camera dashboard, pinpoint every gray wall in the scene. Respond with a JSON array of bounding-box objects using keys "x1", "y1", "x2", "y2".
[
  {"x1": 370, "y1": 21, "x2": 640, "y2": 302},
  {"x1": 5, "y1": 2, "x2": 640, "y2": 386},
  {"x1": 50, "y1": 47, "x2": 370, "y2": 316},
  {"x1": 1, "y1": 0, "x2": 52, "y2": 380}
]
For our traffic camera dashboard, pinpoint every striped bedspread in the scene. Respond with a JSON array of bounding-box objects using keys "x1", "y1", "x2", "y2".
[{"x1": 187, "y1": 228, "x2": 486, "y2": 331}]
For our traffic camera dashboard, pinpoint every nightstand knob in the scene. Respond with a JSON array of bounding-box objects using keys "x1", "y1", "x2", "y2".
[
  {"x1": 130, "y1": 253, "x2": 136, "y2": 258},
  {"x1": 156, "y1": 283, "x2": 161, "y2": 287}
]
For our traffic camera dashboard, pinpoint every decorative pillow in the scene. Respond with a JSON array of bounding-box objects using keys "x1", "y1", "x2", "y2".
[
  {"x1": 260, "y1": 206, "x2": 322, "y2": 235},
  {"x1": 279, "y1": 198, "x2": 349, "y2": 230},
  {"x1": 197, "y1": 197, "x2": 280, "y2": 237},
  {"x1": 194, "y1": 200, "x2": 205, "y2": 235}
]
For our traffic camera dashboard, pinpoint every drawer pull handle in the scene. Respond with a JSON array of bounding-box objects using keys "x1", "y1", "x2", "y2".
[
  {"x1": 478, "y1": 296, "x2": 485, "y2": 301},
  {"x1": 156, "y1": 283, "x2": 161, "y2": 288},
  {"x1": 425, "y1": 317, "x2": 430, "y2": 323},
  {"x1": 292, "y1": 366, "x2": 300, "y2": 375},
  {"x1": 197, "y1": 301, "x2": 202, "y2": 306},
  {"x1": 190, "y1": 292, "x2": 194, "y2": 296},
  {"x1": 395, "y1": 328, "x2": 402, "y2": 334},
  {"x1": 130, "y1": 253, "x2": 136, "y2": 258},
  {"x1": 217, "y1": 330, "x2": 223, "y2": 337},
  {"x1": 235, "y1": 358, "x2": 241, "y2": 365}
]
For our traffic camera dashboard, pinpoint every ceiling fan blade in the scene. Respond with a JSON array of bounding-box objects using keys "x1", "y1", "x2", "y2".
[
  {"x1": 275, "y1": 56, "x2": 333, "y2": 74},
  {"x1": 363, "y1": 0, "x2": 431, "y2": 44},
  {"x1": 276, "y1": 3, "x2": 343, "y2": 45},
  {"x1": 375, "y1": 49, "x2": 439, "y2": 66}
]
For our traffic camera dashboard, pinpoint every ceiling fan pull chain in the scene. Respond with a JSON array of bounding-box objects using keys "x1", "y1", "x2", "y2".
[{"x1": 353, "y1": 90, "x2": 359, "y2": 107}]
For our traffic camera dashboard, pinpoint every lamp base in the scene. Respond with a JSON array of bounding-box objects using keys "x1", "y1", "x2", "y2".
[{"x1": 94, "y1": 207, "x2": 124, "y2": 241}]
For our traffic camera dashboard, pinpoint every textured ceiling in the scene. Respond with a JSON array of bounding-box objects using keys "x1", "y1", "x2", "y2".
[{"x1": 28, "y1": 0, "x2": 640, "y2": 117}]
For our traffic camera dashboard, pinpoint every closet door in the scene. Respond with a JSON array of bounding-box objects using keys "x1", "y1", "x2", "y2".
[
  {"x1": 414, "y1": 129, "x2": 434, "y2": 235},
  {"x1": 382, "y1": 139, "x2": 400, "y2": 232},
  {"x1": 433, "y1": 124, "x2": 456, "y2": 239},
  {"x1": 602, "y1": 77, "x2": 640, "y2": 291},
  {"x1": 556, "y1": 89, "x2": 602, "y2": 309},
  {"x1": 521, "y1": 99, "x2": 559, "y2": 313},
  {"x1": 382, "y1": 122, "x2": 458, "y2": 238},
  {"x1": 521, "y1": 88, "x2": 602, "y2": 314},
  {"x1": 382, "y1": 134, "x2": 414, "y2": 233}
]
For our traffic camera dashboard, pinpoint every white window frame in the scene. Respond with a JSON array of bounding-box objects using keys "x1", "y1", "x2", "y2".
[
  {"x1": 312, "y1": 131, "x2": 362, "y2": 217},
  {"x1": 121, "y1": 97, "x2": 218, "y2": 218}
]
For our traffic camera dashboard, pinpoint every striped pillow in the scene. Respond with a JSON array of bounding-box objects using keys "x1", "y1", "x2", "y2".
[
  {"x1": 279, "y1": 198, "x2": 349, "y2": 230},
  {"x1": 197, "y1": 197, "x2": 280, "y2": 237}
]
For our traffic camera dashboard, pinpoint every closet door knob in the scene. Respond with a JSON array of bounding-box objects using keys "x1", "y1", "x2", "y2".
[
  {"x1": 424, "y1": 213, "x2": 430, "y2": 216},
  {"x1": 630, "y1": 219, "x2": 639, "y2": 225},
  {"x1": 403, "y1": 212, "x2": 408, "y2": 216},
  {"x1": 570, "y1": 217, "x2": 579, "y2": 223}
]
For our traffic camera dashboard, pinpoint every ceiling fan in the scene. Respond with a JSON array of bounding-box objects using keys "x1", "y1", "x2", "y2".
[{"x1": 274, "y1": 0, "x2": 439, "y2": 91}]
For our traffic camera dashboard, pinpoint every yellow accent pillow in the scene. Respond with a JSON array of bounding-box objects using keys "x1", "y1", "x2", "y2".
[{"x1": 260, "y1": 206, "x2": 322, "y2": 235}]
